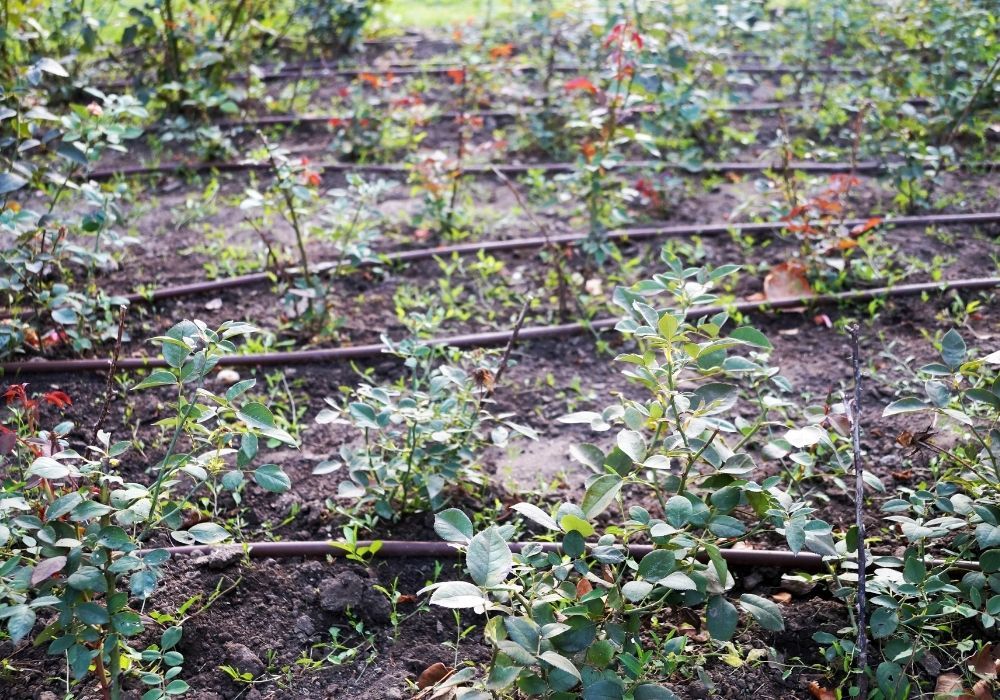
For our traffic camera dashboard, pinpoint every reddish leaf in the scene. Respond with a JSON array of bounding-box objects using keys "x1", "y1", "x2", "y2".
[
  {"x1": 416, "y1": 662, "x2": 451, "y2": 689},
  {"x1": 0, "y1": 427, "x2": 15, "y2": 455},
  {"x1": 577, "y1": 578, "x2": 593, "y2": 598},
  {"x1": 446, "y1": 68, "x2": 465, "y2": 85},
  {"x1": 565, "y1": 77, "x2": 598, "y2": 95},
  {"x1": 969, "y1": 644, "x2": 999, "y2": 678},
  {"x1": 31, "y1": 556, "x2": 67, "y2": 585},
  {"x1": 489, "y1": 43, "x2": 514, "y2": 59},
  {"x1": 807, "y1": 681, "x2": 836, "y2": 700},
  {"x1": 763, "y1": 261, "x2": 814, "y2": 302},
  {"x1": 771, "y1": 592, "x2": 792, "y2": 604},
  {"x1": 850, "y1": 217, "x2": 883, "y2": 237}
]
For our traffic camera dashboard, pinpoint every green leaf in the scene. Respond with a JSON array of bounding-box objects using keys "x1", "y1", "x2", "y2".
[
  {"x1": 738, "y1": 594, "x2": 784, "y2": 631},
  {"x1": 511, "y1": 503, "x2": 559, "y2": 531},
  {"x1": 428, "y1": 581, "x2": 487, "y2": 609},
  {"x1": 659, "y1": 571, "x2": 698, "y2": 591},
  {"x1": 665, "y1": 495, "x2": 693, "y2": 528},
  {"x1": 622, "y1": 580, "x2": 654, "y2": 602},
  {"x1": 162, "y1": 626, "x2": 183, "y2": 650},
  {"x1": 883, "y1": 398, "x2": 929, "y2": 417},
  {"x1": 68, "y1": 566, "x2": 107, "y2": 593},
  {"x1": 225, "y1": 379, "x2": 255, "y2": 402},
  {"x1": 570, "y1": 443, "x2": 605, "y2": 471},
  {"x1": 6, "y1": 605, "x2": 35, "y2": 643},
  {"x1": 940, "y1": 329, "x2": 966, "y2": 368},
  {"x1": 75, "y1": 602, "x2": 110, "y2": 625},
  {"x1": 638, "y1": 550, "x2": 675, "y2": 581},
  {"x1": 45, "y1": 492, "x2": 82, "y2": 520},
  {"x1": 0, "y1": 172, "x2": 27, "y2": 195},
  {"x1": 467, "y1": 526, "x2": 512, "y2": 587},
  {"x1": 57, "y1": 142, "x2": 88, "y2": 167},
  {"x1": 539, "y1": 651, "x2": 580, "y2": 681},
  {"x1": 237, "y1": 403, "x2": 297, "y2": 446},
  {"x1": 51, "y1": 307, "x2": 78, "y2": 325},
  {"x1": 253, "y1": 464, "x2": 290, "y2": 493},
  {"x1": 582, "y1": 474, "x2": 623, "y2": 519},
  {"x1": 616, "y1": 430, "x2": 645, "y2": 462},
  {"x1": 706, "y1": 595, "x2": 738, "y2": 641},
  {"x1": 870, "y1": 608, "x2": 898, "y2": 639},
  {"x1": 559, "y1": 514, "x2": 595, "y2": 537},
  {"x1": 707, "y1": 515, "x2": 745, "y2": 538},
  {"x1": 434, "y1": 509, "x2": 474, "y2": 543},
  {"x1": 134, "y1": 370, "x2": 177, "y2": 390},
  {"x1": 634, "y1": 684, "x2": 681, "y2": 700},
  {"x1": 729, "y1": 326, "x2": 772, "y2": 349},
  {"x1": 173, "y1": 522, "x2": 230, "y2": 545},
  {"x1": 982, "y1": 549, "x2": 1000, "y2": 574},
  {"x1": 35, "y1": 57, "x2": 69, "y2": 77}
]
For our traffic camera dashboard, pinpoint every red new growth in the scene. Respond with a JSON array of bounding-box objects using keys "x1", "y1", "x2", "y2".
[
  {"x1": 3, "y1": 384, "x2": 27, "y2": 405},
  {"x1": 446, "y1": 68, "x2": 465, "y2": 85},
  {"x1": 42, "y1": 391, "x2": 72, "y2": 409},
  {"x1": 565, "y1": 77, "x2": 598, "y2": 95}
]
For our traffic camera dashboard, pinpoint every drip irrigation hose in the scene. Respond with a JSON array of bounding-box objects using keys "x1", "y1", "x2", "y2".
[
  {"x1": 86, "y1": 157, "x2": 1000, "y2": 182},
  {"x1": 98, "y1": 61, "x2": 865, "y2": 91},
  {"x1": 204, "y1": 97, "x2": 933, "y2": 132},
  {"x1": 132, "y1": 539, "x2": 981, "y2": 573},
  {"x1": 136, "y1": 539, "x2": 828, "y2": 572},
  {"x1": 2, "y1": 275, "x2": 998, "y2": 375},
  {"x1": 99, "y1": 211, "x2": 1000, "y2": 306}
]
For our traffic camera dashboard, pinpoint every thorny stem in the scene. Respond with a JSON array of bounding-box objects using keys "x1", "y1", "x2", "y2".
[
  {"x1": 139, "y1": 355, "x2": 208, "y2": 541},
  {"x1": 847, "y1": 324, "x2": 869, "y2": 697},
  {"x1": 941, "y1": 53, "x2": 1000, "y2": 148},
  {"x1": 491, "y1": 168, "x2": 570, "y2": 320},
  {"x1": 444, "y1": 66, "x2": 469, "y2": 235},
  {"x1": 257, "y1": 131, "x2": 311, "y2": 279},
  {"x1": 93, "y1": 306, "x2": 127, "y2": 441}
]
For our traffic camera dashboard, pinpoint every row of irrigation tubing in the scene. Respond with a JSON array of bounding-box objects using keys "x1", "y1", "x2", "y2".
[
  {"x1": 132, "y1": 539, "x2": 982, "y2": 573},
  {"x1": 139, "y1": 540, "x2": 828, "y2": 571},
  {"x1": 96, "y1": 60, "x2": 868, "y2": 91},
  {"x1": 3, "y1": 276, "x2": 998, "y2": 376},
  {"x1": 92, "y1": 212, "x2": 1000, "y2": 306},
  {"x1": 87, "y1": 156, "x2": 1000, "y2": 182},
  {"x1": 204, "y1": 97, "x2": 935, "y2": 133}
]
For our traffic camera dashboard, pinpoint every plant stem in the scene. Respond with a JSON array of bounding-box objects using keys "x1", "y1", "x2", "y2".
[
  {"x1": 847, "y1": 324, "x2": 869, "y2": 697},
  {"x1": 93, "y1": 306, "x2": 127, "y2": 441}
]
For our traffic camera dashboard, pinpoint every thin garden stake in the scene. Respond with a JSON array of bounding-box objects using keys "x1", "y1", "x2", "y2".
[{"x1": 848, "y1": 324, "x2": 869, "y2": 697}]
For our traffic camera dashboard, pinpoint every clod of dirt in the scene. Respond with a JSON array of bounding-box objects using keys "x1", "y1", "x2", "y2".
[
  {"x1": 191, "y1": 545, "x2": 243, "y2": 570},
  {"x1": 294, "y1": 613, "x2": 316, "y2": 639},
  {"x1": 361, "y1": 586, "x2": 393, "y2": 623},
  {"x1": 317, "y1": 570, "x2": 365, "y2": 612},
  {"x1": 37, "y1": 692, "x2": 59, "y2": 700},
  {"x1": 222, "y1": 641, "x2": 265, "y2": 677}
]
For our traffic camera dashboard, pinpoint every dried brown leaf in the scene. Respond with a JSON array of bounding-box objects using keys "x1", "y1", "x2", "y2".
[{"x1": 416, "y1": 662, "x2": 452, "y2": 689}]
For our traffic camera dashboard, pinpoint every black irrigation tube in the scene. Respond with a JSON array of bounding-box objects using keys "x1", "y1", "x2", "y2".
[
  {"x1": 136, "y1": 539, "x2": 829, "y2": 572},
  {"x1": 207, "y1": 97, "x2": 934, "y2": 132},
  {"x1": 107, "y1": 212, "x2": 1000, "y2": 306},
  {"x1": 131, "y1": 539, "x2": 984, "y2": 573},
  {"x1": 86, "y1": 157, "x2": 1000, "y2": 182},
  {"x1": 3, "y1": 276, "x2": 998, "y2": 376},
  {"x1": 99, "y1": 61, "x2": 866, "y2": 91}
]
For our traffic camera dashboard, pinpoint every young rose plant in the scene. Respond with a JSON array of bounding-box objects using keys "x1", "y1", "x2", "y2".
[
  {"x1": 421, "y1": 254, "x2": 833, "y2": 698},
  {"x1": 0, "y1": 320, "x2": 296, "y2": 699}
]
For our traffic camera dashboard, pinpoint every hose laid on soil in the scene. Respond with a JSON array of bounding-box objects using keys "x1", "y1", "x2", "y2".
[
  {"x1": 137, "y1": 539, "x2": 829, "y2": 572},
  {"x1": 133, "y1": 539, "x2": 982, "y2": 573},
  {"x1": 99, "y1": 61, "x2": 865, "y2": 90},
  {"x1": 108, "y1": 211, "x2": 1000, "y2": 306},
  {"x1": 88, "y1": 156, "x2": 1000, "y2": 182},
  {"x1": 2, "y1": 275, "x2": 998, "y2": 375},
  {"x1": 208, "y1": 98, "x2": 932, "y2": 131}
]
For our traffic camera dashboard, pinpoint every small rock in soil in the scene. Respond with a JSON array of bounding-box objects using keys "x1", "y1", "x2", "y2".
[
  {"x1": 318, "y1": 570, "x2": 365, "y2": 612},
  {"x1": 215, "y1": 369, "x2": 241, "y2": 386},
  {"x1": 361, "y1": 587, "x2": 392, "y2": 623},
  {"x1": 191, "y1": 545, "x2": 243, "y2": 570},
  {"x1": 294, "y1": 613, "x2": 316, "y2": 639},
  {"x1": 36, "y1": 692, "x2": 58, "y2": 700},
  {"x1": 222, "y1": 641, "x2": 265, "y2": 677}
]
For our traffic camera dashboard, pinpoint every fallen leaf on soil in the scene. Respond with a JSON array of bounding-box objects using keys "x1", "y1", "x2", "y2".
[
  {"x1": 576, "y1": 578, "x2": 593, "y2": 598},
  {"x1": 397, "y1": 594, "x2": 417, "y2": 604},
  {"x1": 416, "y1": 662, "x2": 452, "y2": 689},
  {"x1": 891, "y1": 470, "x2": 913, "y2": 480},
  {"x1": 969, "y1": 644, "x2": 999, "y2": 678},
  {"x1": 807, "y1": 681, "x2": 836, "y2": 700},
  {"x1": 972, "y1": 679, "x2": 993, "y2": 699},
  {"x1": 934, "y1": 673, "x2": 975, "y2": 699},
  {"x1": 814, "y1": 314, "x2": 833, "y2": 328},
  {"x1": 771, "y1": 592, "x2": 792, "y2": 604},
  {"x1": 764, "y1": 261, "x2": 814, "y2": 302}
]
